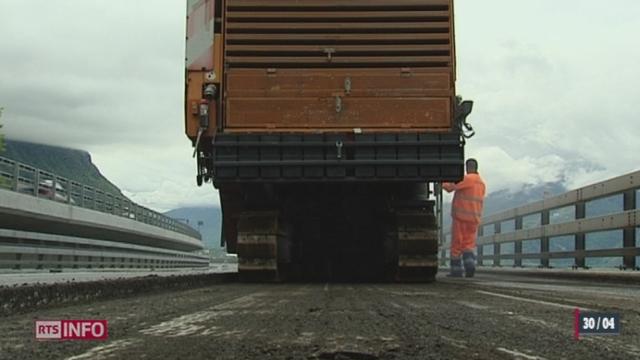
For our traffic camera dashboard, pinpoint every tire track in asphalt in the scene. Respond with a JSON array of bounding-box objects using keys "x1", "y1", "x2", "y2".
[{"x1": 62, "y1": 285, "x2": 269, "y2": 360}]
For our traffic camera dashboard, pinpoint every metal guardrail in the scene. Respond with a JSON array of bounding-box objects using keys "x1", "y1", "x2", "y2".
[
  {"x1": 441, "y1": 170, "x2": 640, "y2": 270},
  {"x1": 0, "y1": 156, "x2": 201, "y2": 240},
  {"x1": 0, "y1": 229, "x2": 208, "y2": 270}
]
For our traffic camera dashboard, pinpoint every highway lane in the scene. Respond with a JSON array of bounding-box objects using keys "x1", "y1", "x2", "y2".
[{"x1": 0, "y1": 272, "x2": 638, "y2": 360}]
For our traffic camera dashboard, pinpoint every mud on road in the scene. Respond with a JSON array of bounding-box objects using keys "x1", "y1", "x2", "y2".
[{"x1": 1, "y1": 273, "x2": 639, "y2": 359}]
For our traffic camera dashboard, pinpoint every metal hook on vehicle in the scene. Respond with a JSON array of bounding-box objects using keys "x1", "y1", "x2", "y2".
[
  {"x1": 323, "y1": 48, "x2": 336, "y2": 62},
  {"x1": 335, "y1": 96, "x2": 343, "y2": 114}
]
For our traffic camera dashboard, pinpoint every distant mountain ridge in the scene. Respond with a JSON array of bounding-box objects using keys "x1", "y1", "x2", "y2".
[
  {"x1": 165, "y1": 182, "x2": 569, "y2": 253},
  {"x1": 443, "y1": 181, "x2": 568, "y2": 230},
  {"x1": 164, "y1": 206, "x2": 222, "y2": 252},
  {"x1": 482, "y1": 181, "x2": 567, "y2": 217},
  {"x1": 2, "y1": 139, "x2": 123, "y2": 196}
]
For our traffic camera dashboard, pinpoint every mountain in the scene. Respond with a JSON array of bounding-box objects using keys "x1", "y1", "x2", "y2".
[
  {"x1": 164, "y1": 206, "x2": 223, "y2": 252},
  {"x1": 443, "y1": 181, "x2": 568, "y2": 230},
  {"x1": 164, "y1": 182, "x2": 571, "y2": 251},
  {"x1": 482, "y1": 181, "x2": 568, "y2": 217},
  {"x1": 165, "y1": 181, "x2": 621, "y2": 267},
  {"x1": 2, "y1": 139, "x2": 218, "y2": 252},
  {"x1": 2, "y1": 139, "x2": 123, "y2": 196}
]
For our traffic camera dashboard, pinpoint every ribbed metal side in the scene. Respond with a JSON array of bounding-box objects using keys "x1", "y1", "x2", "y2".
[{"x1": 225, "y1": 0, "x2": 453, "y2": 68}]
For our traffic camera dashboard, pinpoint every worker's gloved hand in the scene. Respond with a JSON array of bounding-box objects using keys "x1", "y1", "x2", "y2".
[
  {"x1": 463, "y1": 251, "x2": 476, "y2": 278},
  {"x1": 448, "y1": 258, "x2": 463, "y2": 278}
]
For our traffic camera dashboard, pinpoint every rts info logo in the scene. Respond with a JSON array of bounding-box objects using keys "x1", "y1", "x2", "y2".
[{"x1": 35, "y1": 320, "x2": 108, "y2": 341}]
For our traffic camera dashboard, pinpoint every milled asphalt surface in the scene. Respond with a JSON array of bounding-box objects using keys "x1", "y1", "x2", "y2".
[
  {"x1": 0, "y1": 272, "x2": 639, "y2": 360},
  {"x1": 0, "y1": 264, "x2": 237, "y2": 287}
]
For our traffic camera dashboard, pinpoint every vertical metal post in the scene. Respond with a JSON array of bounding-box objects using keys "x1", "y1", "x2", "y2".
[
  {"x1": 434, "y1": 183, "x2": 446, "y2": 266},
  {"x1": 109, "y1": 194, "x2": 115, "y2": 214},
  {"x1": 575, "y1": 201, "x2": 586, "y2": 268},
  {"x1": 51, "y1": 175, "x2": 57, "y2": 200},
  {"x1": 541, "y1": 209, "x2": 550, "y2": 268},
  {"x1": 12, "y1": 161, "x2": 19, "y2": 191},
  {"x1": 34, "y1": 170, "x2": 40, "y2": 198},
  {"x1": 494, "y1": 222, "x2": 501, "y2": 267},
  {"x1": 476, "y1": 226, "x2": 483, "y2": 266},
  {"x1": 65, "y1": 178, "x2": 71, "y2": 203},
  {"x1": 435, "y1": 183, "x2": 444, "y2": 249},
  {"x1": 623, "y1": 189, "x2": 637, "y2": 270},
  {"x1": 515, "y1": 216, "x2": 523, "y2": 267}
]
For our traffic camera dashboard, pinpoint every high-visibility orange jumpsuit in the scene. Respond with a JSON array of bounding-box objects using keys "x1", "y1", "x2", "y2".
[{"x1": 443, "y1": 173, "x2": 486, "y2": 259}]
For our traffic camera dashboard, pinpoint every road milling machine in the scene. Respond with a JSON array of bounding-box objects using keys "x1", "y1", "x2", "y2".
[{"x1": 184, "y1": 0, "x2": 474, "y2": 282}]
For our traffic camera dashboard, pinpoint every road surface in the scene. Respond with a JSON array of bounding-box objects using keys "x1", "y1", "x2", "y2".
[
  {"x1": 0, "y1": 264, "x2": 236, "y2": 287},
  {"x1": 0, "y1": 272, "x2": 638, "y2": 359}
]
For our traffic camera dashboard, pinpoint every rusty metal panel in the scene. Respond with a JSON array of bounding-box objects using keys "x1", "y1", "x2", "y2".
[
  {"x1": 227, "y1": 69, "x2": 451, "y2": 98},
  {"x1": 223, "y1": 0, "x2": 455, "y2": 131},
  {"x1": 224, "y1": 0, "x2": 453, "y2": 69},
  {"x1": 228, "y1": 0, "x2": 450, "y2": 6},
  {"x1": 226, "y1": 97, "x2": 450, "y2": 129},
  {"x1": 227, "y1": 10, "x2": 450, "y2": 22}
]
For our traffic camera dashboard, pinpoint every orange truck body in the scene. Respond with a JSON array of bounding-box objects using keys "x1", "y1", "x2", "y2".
[
  {"x1": 183, "y1": 0, "x2": 472, "y2": 282},
  {"x1": 185, "y1": 0, "x2": 457, "y2": 141}
]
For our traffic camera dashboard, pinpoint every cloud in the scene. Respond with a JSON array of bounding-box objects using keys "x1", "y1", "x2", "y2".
[
  {"x1": 89, "y1": 144, "x2": 220, "y2": 212},
  {"x1": 1, "y1": 0, "x2": 639, "y2": 212},
  {"x1": 457, "y1": 0, "x2": 640, "y2": 196},
  {"x1": 0, "y1": 1, "x2": 220, "y2": 211}
]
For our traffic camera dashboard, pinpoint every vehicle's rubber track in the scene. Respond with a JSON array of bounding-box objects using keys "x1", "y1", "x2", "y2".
[
  {"x1": 394, "y1": 206, "x2": 439, "y2": 282},
  {"x1": 237, "y1": 206, "x2": 438, "y2": 283},
  {"x1": 236, "y1": 211, "x2": 283, "y2": 282}
]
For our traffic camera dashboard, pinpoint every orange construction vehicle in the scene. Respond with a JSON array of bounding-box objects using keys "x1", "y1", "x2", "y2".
[{"x1": 184, "y1": 0, "x2": 474, "y2": 282}]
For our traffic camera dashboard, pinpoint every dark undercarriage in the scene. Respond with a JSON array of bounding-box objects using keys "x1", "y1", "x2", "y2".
[{"x1": 198, "y1": 131, "x2": 464, "y2": 282}]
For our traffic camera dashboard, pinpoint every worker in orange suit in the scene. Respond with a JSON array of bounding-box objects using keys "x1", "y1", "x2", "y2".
[{"x1": 443, "y1": 158, "x2": 486, "y2": 278}]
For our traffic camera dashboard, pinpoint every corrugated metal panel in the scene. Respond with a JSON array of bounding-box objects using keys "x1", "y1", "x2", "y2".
[
  {"x1": 225, "y1": 0, "x2": 452, "y2": 69},
  {"x1": 226, "y1": 69, "x2": 451, "y2": 98},
  {"x1": 223, "y1": 0, "x2": 455, "y2": 131}
]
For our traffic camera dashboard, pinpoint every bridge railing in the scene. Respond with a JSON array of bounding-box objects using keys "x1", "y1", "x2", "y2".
[
  {"x1": 0, "y1": 229, "x2": 209, "y2": 270},
  {"x1": 441, "y1": 170, "x2": 640, "y2": 270},
  {"x1": 0, "y1": 156, "x2": 202, "y2": 240}
]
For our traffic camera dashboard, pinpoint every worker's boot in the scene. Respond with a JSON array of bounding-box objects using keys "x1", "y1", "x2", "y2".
[
  {"x1": 448, "y1": 258, "x2": 463, "y2": 278},
  {"x1": 463, "y1": 251, "x2": 476, "y2": 278}
]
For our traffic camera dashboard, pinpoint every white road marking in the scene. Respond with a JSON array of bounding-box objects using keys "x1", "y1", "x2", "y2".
[
  {"x1": 388, "y1": 291, "x2": 436, "y2": 297},
  {"x1": 458, "y1": 299, "x2": 558, "y2": 330},
  {"x1": 389, "y1": 301, "x2": 402, "y2": 309},
  {"x1": 456, "y1": 301, "x2": 490, "y2": 310},
  {"x1": 476, "y1": 290, "x2": 592, "y2": 311},
  {"x1": 324, "y1": 283, "x2": 329, "y2": 292},
  {"x1": 141, "y1": 293, "x2": 262, "y2": 337},
  {"x1": 512, "y1": 315, "x2": 554, "y2": 328},
  {"x1": 440, "y1": 336, "x2": 468, "y2": 349},
  {"x1": 496, "y1": 347, "x2": 547, "y2": 360}
]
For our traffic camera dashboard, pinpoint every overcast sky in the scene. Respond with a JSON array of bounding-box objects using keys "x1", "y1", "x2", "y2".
[{"x1": 1, "y1": 0, "x2": 639, "y2": 212}]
